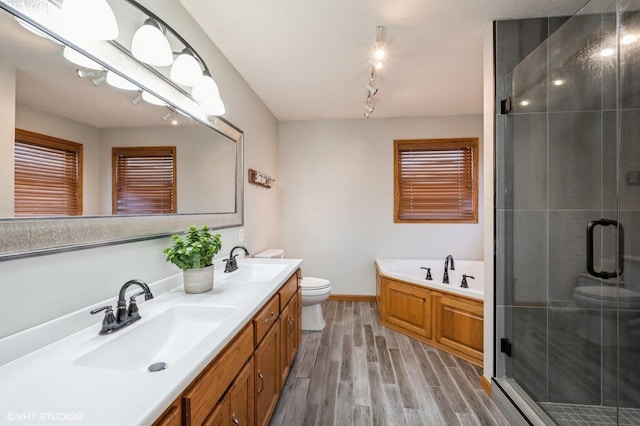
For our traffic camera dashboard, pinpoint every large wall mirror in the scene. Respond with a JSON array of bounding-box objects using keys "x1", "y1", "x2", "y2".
[{"x1": 0, "y1": 0, "x2": 244, "y2": 259}]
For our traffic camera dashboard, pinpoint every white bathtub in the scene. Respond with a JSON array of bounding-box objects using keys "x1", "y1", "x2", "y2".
[{"x1": 375, "y1": 258, "x2": 484, "y2": 300}]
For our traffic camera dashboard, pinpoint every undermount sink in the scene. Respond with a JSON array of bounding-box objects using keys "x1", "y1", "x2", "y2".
[
  {"x1": 220, "y1": 263, "x2": 287, "y2": 282},
  {"x1": 74, "y1": 305, "x2": 235, "y2": 372}
]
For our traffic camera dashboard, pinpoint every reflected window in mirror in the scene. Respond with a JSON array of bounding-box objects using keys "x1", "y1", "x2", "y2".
[
  {"x1": 112, "y1": 146, "x2": 176, "y2": 215},
  {"x1": 15, "y1": 129, "x2": 83, "y2": 217}
]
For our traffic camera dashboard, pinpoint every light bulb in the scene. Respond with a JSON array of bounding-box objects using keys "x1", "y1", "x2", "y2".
[
  {"x1": 374, "y1": 61, "x2": 383, "y2": 71},
  {"x1": 622, "y1": 34, "x2": 637, "y2": 45},
  {"x1": 201, "y1": 96, "x2": 225, "y2": 116},
  {"x1": 141, "y1": 91, "x2": 167, "y2": 106},
  {"x1": 520, "y1": 100, "x2": 530, "y2": 106},
  {"x1": 61, "y1": 0, "x2": 118, "y2": 41},
  {"x1": 131, "y1": 19, "x2": 173, "y2": 66},
  {"x1": 601, "y1": 47, "x2": 615, "y2": 57},
  {"x1": 63, "y1": 46, "x2": 101, "y2": 69},
  {"x1": 374, "y1": 48, "x2": 385, "y2": 61},
  {"x1": 106, "y1": 71, "x2": 138, "y2": 91},
  {"x1": 171, "y1": 50, "x2": 202, "y2": 87},
  {"x1": 192, "y1": 73, "x2": 220, "y2": 102},
  {"x1": 553, "y1": 79, "x2": 564, "y2": 86}
]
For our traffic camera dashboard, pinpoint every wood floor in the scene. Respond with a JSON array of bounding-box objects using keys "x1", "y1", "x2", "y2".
[{"x1": 270, "y1": 301, "x2": 509, "y2": 426}]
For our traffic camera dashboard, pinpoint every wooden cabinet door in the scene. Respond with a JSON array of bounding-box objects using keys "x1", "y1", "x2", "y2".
[
  {"x1": 382, "y1": 278, "x2": 432, "y2": 339},
  {"x1": 203, "y1": 397, "x2": 228, "y2": 426},
  {"x1": 434, "y1": 295, "x2": 483, "y2": 363},
  {"x1": 279, "y1": 302, "x2": 292, "y2": 387},
  {"x1": 152, "y1": 397, "x2": 181, "y2": 426},
  {"x1": 255, "y1": 319, "x2": 280, "y2": 426},
  {"x1": 230, "y1": 357, "x2": 255, "y2": 426}
]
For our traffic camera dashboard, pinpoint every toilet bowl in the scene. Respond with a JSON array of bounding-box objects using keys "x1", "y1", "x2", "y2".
[
  {"x1": 573, "y1": 275, "x2": 640, "y2": 347},
  {"x1": 254, "y1": 249, "x2": 332, "y2": 331}
]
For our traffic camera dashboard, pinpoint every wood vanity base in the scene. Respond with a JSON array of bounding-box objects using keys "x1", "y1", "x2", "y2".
[
  {"x1": 376, "y1": 267, "x2": 483, "y2": 367},
  {"x1": 154, "y1": 269, "x2": 302, "y2": 426}
]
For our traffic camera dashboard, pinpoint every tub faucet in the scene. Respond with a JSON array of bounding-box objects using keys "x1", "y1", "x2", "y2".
[
  {"x1": 91, "y1": 279, "x2": 153, "y2": 335},
  {"x1": 443, "y1": 255, "x2": 455, "y2": 284},
  {"x1": 461, "y1": 274, "x2": 475, "y2": 288},
  {"x1": 225, "y1": 245, "x2": 250, "y2": 273}
]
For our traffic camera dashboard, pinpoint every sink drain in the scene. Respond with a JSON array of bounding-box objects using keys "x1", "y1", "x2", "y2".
[{"x1": 148, "y1": 362, "x2": 167, "y2": 372}]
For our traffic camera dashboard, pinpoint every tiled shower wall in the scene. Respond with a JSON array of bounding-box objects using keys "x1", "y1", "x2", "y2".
[{"x1": 495, "y1": 7, "x2": 640, "y2": 411}]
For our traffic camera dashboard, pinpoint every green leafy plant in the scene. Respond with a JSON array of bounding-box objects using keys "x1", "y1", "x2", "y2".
[{"x1": 163, "y1": 225, "x2": 222, "y2": 270}]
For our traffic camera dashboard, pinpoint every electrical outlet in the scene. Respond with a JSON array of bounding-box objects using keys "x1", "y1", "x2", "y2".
[{"x1": 238, "y1": 228, "x2": 244, "y2": 242}]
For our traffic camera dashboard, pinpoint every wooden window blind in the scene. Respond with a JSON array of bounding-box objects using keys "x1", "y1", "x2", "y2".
[
  {"x1": 112, "y1": 146, "x2": 177, "y2": 215},
  {"x1": 394, "y1": 138, "x2": 478, "y2": 223},
  {"x1": 14, "y1": 129, "x2": 83, "y2": 216}
]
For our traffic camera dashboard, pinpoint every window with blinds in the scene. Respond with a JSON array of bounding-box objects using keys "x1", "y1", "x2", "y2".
[
  {"x1": 14, "y1": 129, "x2": 83, "y2": 216},
  {"x1": 394, "y1": 138, "x2": 478, "y2": 223},
  {"x1": 112, "y1": 146, "x2": 177, "y2": 215}
]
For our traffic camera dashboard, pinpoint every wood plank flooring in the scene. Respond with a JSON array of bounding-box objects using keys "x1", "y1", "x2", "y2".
[{"x1": 270, "y1": 301, "x2": 509, "y2": 426}]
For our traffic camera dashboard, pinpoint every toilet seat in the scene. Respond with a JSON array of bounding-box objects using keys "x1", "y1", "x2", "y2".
[
  {"x1": 574, "y1": 285, "x2": 640, "y2": 309},
  {"x1": 301, "y1": 277, "x2": 331, "y2": 291}
]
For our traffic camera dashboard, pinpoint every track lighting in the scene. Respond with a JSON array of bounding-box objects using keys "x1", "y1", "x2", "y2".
[
  {"x1": 131, "y1": 18, "x2": 173, "y2": 66},
  {"x1": 76, "y1": 69, "x2": 105, "y2": 86},
  {"x1": 162, "y1": 110, "x2": 179, "y2": 126},
  {"x1": 361, "y1": 26, "x2": 385, "y2": 118},
  {"x1": 130, "y1": 91, "x2": 142, "y2": 107}
]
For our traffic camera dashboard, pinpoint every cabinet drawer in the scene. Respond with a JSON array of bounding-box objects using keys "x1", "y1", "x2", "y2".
[
  {"x1": 279, "y1": 273, "x2": 299, "y2": 310},
  {"x1": 183, "y1": 324, "x2": 254, "y2": 426},
  {"x1": 254, "y1": 295, "x2": 279, "y2": 345}
]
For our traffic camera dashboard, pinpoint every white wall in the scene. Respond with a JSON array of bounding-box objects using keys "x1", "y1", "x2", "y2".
[
  {"x1": 0, "y1": 0, "x2": 280, "y2": 340},
  {"x1": 279, "y1": 115, "x2": 483, "y2": 296},
  {"x1": 98, "y1": 125, "x2": 236, "y2": 215}
]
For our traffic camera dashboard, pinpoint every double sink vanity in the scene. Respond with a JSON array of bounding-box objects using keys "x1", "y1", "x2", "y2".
[{"x1": 0, "y1": 259, "x2": 302, "y2": 425}]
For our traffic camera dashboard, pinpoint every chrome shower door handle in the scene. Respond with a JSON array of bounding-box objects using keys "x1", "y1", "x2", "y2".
[{"x1": 586, "y1": 218, "x2": 624, "y2": 279}]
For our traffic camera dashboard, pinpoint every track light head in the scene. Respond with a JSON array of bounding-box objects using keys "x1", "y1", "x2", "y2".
[
  {"x1": 366, "y1": 83, "x2": 378, "y2": 96},
  {"x1": 364, "y1": 103, "x2": 374, "y2": 114},
  {"x1": 130, "y1": 91, "x2": 142, "y2": 106}
]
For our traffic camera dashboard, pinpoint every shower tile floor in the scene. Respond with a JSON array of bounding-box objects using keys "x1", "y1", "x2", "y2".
[{"x1": 539, "y1": 403, "x2": 640, "y2": 426}]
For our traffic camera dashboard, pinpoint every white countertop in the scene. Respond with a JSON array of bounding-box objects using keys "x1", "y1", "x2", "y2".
[{"x1": 0, "y1": 258, "x2": 302, "y2": 426}]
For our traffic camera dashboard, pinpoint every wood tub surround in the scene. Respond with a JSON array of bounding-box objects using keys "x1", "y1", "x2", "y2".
[
  {"x1": 376, "y1": 266, "x2": 484, "y2": 367},
  {"x1": 153, "y1": 269, "x2": 302, "y2": 426}
]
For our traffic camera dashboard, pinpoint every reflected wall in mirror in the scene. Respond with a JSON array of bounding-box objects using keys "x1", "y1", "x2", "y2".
[
  {"x1": 0, "y1": 7, "x2": 235, "y2": 218},
  {"x1": 0, "y1": 0, "x2": 243, "y2": 258}
]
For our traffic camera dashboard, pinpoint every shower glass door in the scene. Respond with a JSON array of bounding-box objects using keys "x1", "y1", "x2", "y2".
[{"x1": 495, "y1": 1, "x2": 640, "y2": 424}]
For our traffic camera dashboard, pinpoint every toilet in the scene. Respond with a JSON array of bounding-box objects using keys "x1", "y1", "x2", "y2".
[
  {"x1": 255, "y1": 249, "x2": 332, "y2": 331},
  {"x1": 573, "y1": 274, "x2": 640, "y2": 347}
]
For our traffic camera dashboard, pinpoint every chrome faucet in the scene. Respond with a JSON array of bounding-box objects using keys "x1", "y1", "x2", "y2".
[
  {"x1": 224, "y1": 245, "x2": 250, "y2": 273},
  {"x1": 443, "y1": 255, "x2": 455, "y2": 284},
  {"x1": 90, "y1": 279, "x2": 154, "y2": 335}
]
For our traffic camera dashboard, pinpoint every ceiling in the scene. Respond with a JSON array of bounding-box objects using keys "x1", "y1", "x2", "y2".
[{"x1": 178, "y1": 0, "x2": 589, "y2": 122}]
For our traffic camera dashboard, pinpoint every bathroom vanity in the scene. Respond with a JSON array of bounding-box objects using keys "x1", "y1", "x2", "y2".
[{"x1": 0, "y1": 260, "x2": 302, "y2": 425}]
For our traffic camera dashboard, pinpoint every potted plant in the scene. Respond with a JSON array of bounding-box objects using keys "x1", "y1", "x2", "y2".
[{"x1": 163, "y1": 225, "x2": 222, "y2": 293}]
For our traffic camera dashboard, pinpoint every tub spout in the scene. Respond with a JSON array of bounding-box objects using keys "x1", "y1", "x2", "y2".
[{"x1": 443, "y1": 255, "x2": 455, "y2": 284}]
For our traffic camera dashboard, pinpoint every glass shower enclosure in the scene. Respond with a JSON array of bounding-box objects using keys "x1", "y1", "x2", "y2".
[{"x1": 494, "y1": 1, "x2": 640, "y2": 424}]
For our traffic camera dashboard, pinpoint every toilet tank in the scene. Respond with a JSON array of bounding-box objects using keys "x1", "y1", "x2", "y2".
[{"x1": 254, "y1": 249, "x2": 284, "y2": 259}]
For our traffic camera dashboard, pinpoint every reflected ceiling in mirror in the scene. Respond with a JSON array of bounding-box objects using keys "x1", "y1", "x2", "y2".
[
  {"x1": 0, "y1": 6, "x2": 236, "y2": 218},
  {"x1": 0, "y1": 0, "x2": 243, "y2": 259}
]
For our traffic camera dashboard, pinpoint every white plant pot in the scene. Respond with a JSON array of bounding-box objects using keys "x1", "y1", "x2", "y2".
[{"x1": 182, "y1": 265, "x2": 214, "y2": 294}]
